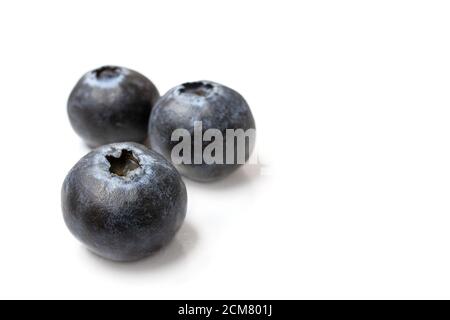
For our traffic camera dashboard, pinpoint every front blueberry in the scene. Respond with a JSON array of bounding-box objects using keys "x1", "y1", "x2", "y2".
[
  {"x1": 67, "y1": 66, "x2": 160, "y2": 147},
  {"x1": 148, "y1": 81, "x2": 256, "y2": 182},
  {"x1": 61, "y1": 142, "x2": 187, "y2": 262}
]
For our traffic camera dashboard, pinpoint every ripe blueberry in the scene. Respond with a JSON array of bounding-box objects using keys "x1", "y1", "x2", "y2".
[
  {"x1": 148, "y1": 81, "x2": 256, "y2": 182},
  {"x1": 61, "y1": 142, "x2": 187, "y2": 261},
  {"x1": 68, "y1": 66, "x2": 159, "y2": 147}
]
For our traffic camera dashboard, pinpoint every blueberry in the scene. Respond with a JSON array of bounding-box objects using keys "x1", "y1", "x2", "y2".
[
  {"x1": 61, "y1": 142, "x2": 187, "y2": 261},
  {"x1": 68, "y1": 66, "x2": 159, "y2": 147},
  {"x1": 148, "y1": 81, "x2": 256, "y2": 182}
]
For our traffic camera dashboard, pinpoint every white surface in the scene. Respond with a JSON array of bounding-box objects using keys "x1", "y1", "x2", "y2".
[{"x1": 0, "y1": 0, "x2": 450, "y2": 299}]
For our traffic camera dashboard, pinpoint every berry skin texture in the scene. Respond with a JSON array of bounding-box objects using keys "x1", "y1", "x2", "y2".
[
  {"x1": 61, "y1": 142, "x2": 187, "y2": 262},
  {"x1": 148, "y1": 81, "x2": 256, "y2": 182},
  {"x1": 67, "y1": 66, "x2": 159, "y2": 148}
]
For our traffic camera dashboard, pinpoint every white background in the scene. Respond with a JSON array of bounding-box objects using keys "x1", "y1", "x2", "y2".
[{"x1": 0, "y1": 0, "x2": 450, "y2": 299}]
